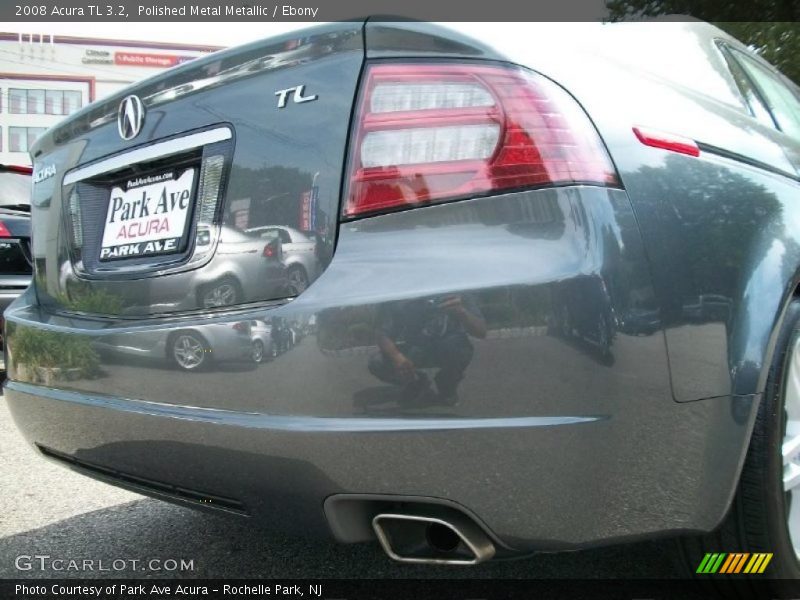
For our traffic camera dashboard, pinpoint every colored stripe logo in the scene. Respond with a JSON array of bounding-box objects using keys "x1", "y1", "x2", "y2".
[{"x1": 696, "y1": 553, "x2": 773, "y2": 574}]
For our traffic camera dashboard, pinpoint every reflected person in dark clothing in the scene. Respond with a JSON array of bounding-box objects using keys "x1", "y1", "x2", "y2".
[{"x1": 368, "y1": 294, "x2": 486, "y2": 406}]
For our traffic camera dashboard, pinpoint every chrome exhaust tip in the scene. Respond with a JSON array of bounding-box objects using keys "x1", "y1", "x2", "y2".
[{"x1": 372, "y1": 510, "x2": 496, "y2": 565}]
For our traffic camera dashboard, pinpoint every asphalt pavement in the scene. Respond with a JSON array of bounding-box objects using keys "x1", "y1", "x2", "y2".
[{"x1": 0, "y1": 395, "x2": 684, "y2": 580}]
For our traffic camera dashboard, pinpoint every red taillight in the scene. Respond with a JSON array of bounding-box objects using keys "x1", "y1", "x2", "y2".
[
  {"x1": 263, "y1": 243, "x2": 275, "y2": 258},
  {"x1": 4, "y1": 165, "x2": 32, "y2": 175},
  {"x1": 0, "y1": 221, "x2": 10, "y2": 238},
  {"x1": 632, "y1": 126, "x2": 700, "y2": 157},
  {"x1": 344, "y1": 64, "x2": 618, "y2": 218},
  {"x1": 232, "y1": 321, "x2": 250, "y2": 333}
]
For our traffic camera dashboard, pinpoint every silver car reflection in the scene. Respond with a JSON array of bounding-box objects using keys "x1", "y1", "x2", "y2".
[
  {"x1": 249, "y1": 320, "x2": 275, "y2": 363},
  {"x1": 92, "y1": 226, "x2": 290, "y2": 315},
  {"x1": 244, "y1": 225, "x2": 321, "y2": 293},
  {"x1": 94, "y1": 321, "x2": 252, "y2": 371}
]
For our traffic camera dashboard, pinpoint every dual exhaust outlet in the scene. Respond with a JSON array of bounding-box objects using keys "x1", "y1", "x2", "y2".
[{"x1": 372, "y1": 509, "x2": 496, "y2": 565}]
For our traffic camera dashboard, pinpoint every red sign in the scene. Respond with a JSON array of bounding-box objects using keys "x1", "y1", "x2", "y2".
[
  {"x1": 300, "y1": 191, "x2": 311, "y2": 230},
  {"x1": 114, "y1": 52, "x2": 195, "y2": 68}
]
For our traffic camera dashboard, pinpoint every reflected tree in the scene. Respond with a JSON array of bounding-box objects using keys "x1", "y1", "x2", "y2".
[
  {"x1": 225, "y1": 165, "x2": 314, "y2": 230},
  {"x1": 607, "y1": 1, "x2": 800, "y2": 84},
  {"x1": 622, "y1": 154, "x2": 785, "y2": 321}
]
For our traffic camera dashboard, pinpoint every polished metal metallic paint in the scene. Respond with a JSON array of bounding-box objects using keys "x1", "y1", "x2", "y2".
[
  {"x1": 5, "y1": 20, "x2": 800, "y2": 553},
  {"x1": 4, "y1": 187, "x2": 756, "y2": 549}
]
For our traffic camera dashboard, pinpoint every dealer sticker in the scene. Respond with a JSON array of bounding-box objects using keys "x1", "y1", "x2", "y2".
[{"x1": 100, "y1": 169, "x2": 195, "y2": 261}]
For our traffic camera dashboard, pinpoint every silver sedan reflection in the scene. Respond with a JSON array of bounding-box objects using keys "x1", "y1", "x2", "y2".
[{"x1": 93, "y1": 321, "x2": 253, "y2": 371}]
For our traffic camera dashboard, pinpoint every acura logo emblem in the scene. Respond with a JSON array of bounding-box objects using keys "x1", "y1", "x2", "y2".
[{"x1": 117, "y1": 95, "x2": 145, "y2": 141}]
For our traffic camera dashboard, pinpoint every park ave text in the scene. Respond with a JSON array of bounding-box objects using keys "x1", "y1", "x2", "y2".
[{"x1": 17, "y1": 583, "x2": 324, "y2": 597}]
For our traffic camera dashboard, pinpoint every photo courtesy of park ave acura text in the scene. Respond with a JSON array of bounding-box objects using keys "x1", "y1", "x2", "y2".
[{"x1": 0, "y1": 0, "x2": 800, "y2": 596}]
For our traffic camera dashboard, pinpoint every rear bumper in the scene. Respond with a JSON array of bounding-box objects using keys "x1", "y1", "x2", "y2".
[
  {"x1": 0, "y1": 280, "x2": 30, "y2": 371},
  {"x1": 5, "y1": 379, "x2": 757, "y2": 550},
  {"x1": 2, "y1": 187, "x2": 759, "y2": 551}
]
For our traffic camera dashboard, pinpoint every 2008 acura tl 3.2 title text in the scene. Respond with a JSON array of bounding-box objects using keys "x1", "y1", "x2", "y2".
[{"x1": 139, "y1": 4, "x2": 319, "y2": 17}]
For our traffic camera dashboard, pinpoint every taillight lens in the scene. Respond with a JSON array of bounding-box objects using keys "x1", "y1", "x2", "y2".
[
  {"x1": 0, "y1": 221, "x2": 10, "y2": 238},
  {"x1": 344, "y1": 63, "x2": 618, "y2": 218},
  {"x1": 232, "y1": 321, "x2": 250, "y2": 334},
  {"x1": 263, "y1": 240, "x2": 280, "y2": 259}
]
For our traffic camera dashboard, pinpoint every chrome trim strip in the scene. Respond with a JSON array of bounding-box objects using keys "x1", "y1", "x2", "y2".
[
  {"x1": 697, "y1": 141, "x2": 800, "y2": 184},
  {"x1": 62, "y1": 127, "x2": 232, "y2": 186}
]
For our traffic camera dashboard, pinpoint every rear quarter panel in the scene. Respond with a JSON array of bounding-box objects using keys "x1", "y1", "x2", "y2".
[{"x1": 445, "y1": 21, "x2": 800, "y2": 401}]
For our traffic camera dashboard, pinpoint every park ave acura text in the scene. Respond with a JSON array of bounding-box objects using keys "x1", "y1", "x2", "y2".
[{"x1": 5, "y1": 20, "x2": 800, "y2": 576}]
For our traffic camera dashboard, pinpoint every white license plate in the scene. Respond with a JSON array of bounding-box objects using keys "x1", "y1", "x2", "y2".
[{"x1": 100, "y1": 169, "x2": 195, "y2": 261}]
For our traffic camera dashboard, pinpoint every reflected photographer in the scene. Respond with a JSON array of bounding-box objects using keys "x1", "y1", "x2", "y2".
[{"x1": 368, "y1": 294, "x2": 486, "y2": 406}]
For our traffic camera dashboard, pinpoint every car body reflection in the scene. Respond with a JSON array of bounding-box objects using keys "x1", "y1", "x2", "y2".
[
  {"x1": 196, "y1": 226, "x2": 287, "y2": 308},
  {"x1": 552, "y1": 275, "x2": 616, "y2": 361},
  {"x1": 245, "y1": 225, "x2": 322, "y2": 294},
  {"x1": 617, "y1": 306, "x2": 662, "y2": 336},
  {"x1": 249, "y1": 320, "x2": 275, "y2": 363},
  {"x1": 93, "y1": 321, "x2": 253, "y2": 371},
  {"x1": 682, "y1": 294, "x2": 733, "y2": 324}
]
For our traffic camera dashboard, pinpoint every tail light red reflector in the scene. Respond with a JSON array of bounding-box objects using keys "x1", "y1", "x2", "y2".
[
  {"x1": 633, "y1": 126, "x2": 700, "y2": 157},
  {"x1": 344, "y1": 63, "x2": 619, "y2": 218},
  {"x1": 0, "y1": 221, "x2": 10, "y2": 238}
]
